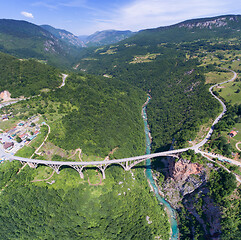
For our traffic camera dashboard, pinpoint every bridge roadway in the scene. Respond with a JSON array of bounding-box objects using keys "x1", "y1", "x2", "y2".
[{"x1": 0, "y1": 69, "x2": 238, "y2": 179}]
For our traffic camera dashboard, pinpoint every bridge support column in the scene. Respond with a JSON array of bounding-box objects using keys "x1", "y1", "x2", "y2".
[
  {"x1": 28, "y1": 162, "x2": 38, "y2": 168},
  {"x1": 97, "y1": 164, "x2": 109, "y2": 180},
  {"x1": 100, "y1": 168, "x2": 106, "y2": 179},
  {"x1": 71, "y1": 165, "x2": 85, "y2": 179},
  {"x1": 48, "y1": 164, "x2": 61, "y2": 174},
  {"x1": 126, "y1": 158, "x2": 148, "y2": 170},
  {"x1": 79, "y1": 171, "x2": 84, "y2": 179},
  {"x1": 118, "y1": 162, "x2": 129, "y2": 171}
]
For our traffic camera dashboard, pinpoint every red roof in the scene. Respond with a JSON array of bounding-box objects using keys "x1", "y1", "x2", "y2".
[{"x1": 230, "y1": 131, "x2": 238, "y2": 136}]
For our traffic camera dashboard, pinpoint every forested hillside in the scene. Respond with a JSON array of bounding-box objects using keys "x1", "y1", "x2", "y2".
[
  {"x1": 48, "y1": 73, "x2": 146, "y2": 157},
  {"x1": 2, "y1": 14, "x2": 241, "y2": 240},
  {"x1": 0, "y1": 52, "x2": 62, "y2": 97},
  {"x1": 82, "y1": 30, "x2": 135, "y2": 47}
]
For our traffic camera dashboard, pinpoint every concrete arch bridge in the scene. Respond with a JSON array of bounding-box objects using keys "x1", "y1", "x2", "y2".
[{"x1": 7, "y1": 148, "x2": 187, "y2": 179}]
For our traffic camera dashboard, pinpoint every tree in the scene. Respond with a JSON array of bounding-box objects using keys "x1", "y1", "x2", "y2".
[{"x1": 16, "y1": 136, "x2": 22, "y2": 143}]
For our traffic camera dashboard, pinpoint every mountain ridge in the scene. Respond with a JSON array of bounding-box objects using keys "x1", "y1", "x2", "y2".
[
  {"x1": 128, "y1": 14, "x2": 241, "y2": 45},
  {"x1": 40, "y1": 24, "x2": 85, "y2": 47},
  {"x1": 0, "y1": 19, "x2": 79, "y2": 68}
]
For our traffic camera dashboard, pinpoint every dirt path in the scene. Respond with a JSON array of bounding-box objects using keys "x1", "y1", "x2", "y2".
[
  {"x1": 31, "y1": 123, "x2": 51, "y2": 158},
  {"x1": 104, "y1": 147, "x2": 119, "y2": 161},
  {"x1": 17, "y1": 163, "x2": 27, "y2": 175},
  {"x1": 87, "y1": 172, "x2": 103, "y2": 186},
  {"x1": 236, "y1": 142, "x2": 241, "y2": 152},
  {"x1": 31, "y1": 170, "x2": 55, "y2": 183},
  {"x1": 68, "y1": 148, "x2": 82, "y2": 161}
]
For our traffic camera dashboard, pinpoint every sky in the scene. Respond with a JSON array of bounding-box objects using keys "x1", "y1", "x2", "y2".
[{"x1": 0, "y1": 0, "x2": 241, "y2": 35}]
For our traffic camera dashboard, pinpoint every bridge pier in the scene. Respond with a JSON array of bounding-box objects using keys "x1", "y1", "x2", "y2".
[
  {"x1": 71, "y1": 165, "x2": 85, "y2": 179},
  {"x1": 100, "y1": 168, "x2": 106, "y2": 179},
  {"x1": 28, "y1": 162, "x2": 38, "y2": 168},
  {"x1": 48, "y1": 164, "x2": 61, "y2": 174},
  {"x1": 97, "y1": 164, "x2": 109, "y2": 179},
  {"x1": 118, "y1": 162, "x2": 129, "y2": 171}
]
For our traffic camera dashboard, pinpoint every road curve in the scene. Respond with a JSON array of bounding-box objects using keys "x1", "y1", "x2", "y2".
[
  {"x1": 193, "y1": 69, "x2": 237, "y2": 150},
  {"x1": 0, "y1": 70, "x2": 238, "y2": 168}
]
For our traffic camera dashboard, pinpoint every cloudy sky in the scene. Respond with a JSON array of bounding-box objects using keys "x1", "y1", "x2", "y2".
[{"x1": 1, "y1": 0, "x2": 241, "y2": 35}]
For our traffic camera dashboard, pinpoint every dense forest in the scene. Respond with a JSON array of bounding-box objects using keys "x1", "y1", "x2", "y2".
[
  {"x1": 47, "y1": 73, "x2": 146, "y2": 158},
  {"x1": 0, "y1": 52, "x2": 62, "y2": 97}
]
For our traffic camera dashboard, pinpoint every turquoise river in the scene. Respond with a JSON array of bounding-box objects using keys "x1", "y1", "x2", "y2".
[{"x1": 142, "y1": 96, "x2": 179, "y2": 239}]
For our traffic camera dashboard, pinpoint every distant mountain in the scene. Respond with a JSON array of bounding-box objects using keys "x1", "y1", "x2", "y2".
[
  {"x1": 126, "y1": 15, "x2": 241, "y2": 45},
  {"x1": 0, "y1": 19, "x2": 79, "y2": 68},
  {"x1": 40, "y1": 24, "x2": 85, "y2": 47},
  {"x1": 80, "y1": 30, "x2": 135, "y2": 46}
]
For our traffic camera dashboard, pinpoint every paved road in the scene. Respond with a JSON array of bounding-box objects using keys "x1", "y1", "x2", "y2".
[
  {"x1": 199, "y1": 151, "x2": 241, "y2": 167},
  {"x1": 199, "y1": 151, "x2": 241, "y2": 183},
  {"x1": 0, "y1": 100, "x2": 23, "y2": 109},
  {"x1": 236, "y1": 142, "x2": 241, "y2": 152}
]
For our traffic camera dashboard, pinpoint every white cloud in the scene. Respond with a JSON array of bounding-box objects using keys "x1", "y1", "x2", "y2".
[
  {"x1": 90, "y1": 0, "x2": 241, "y2": 32},
  {"x1": 60, "y1": 0, "x2": 86, "y2": 7},
  {"x1": 32, "y1": 2, "x2": 57, "y2": 9},
  {"x1": 21, "y1": 11, "x2": 34, "y2": 19}
]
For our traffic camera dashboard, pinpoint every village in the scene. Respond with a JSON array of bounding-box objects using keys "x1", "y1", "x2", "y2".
[{"x1": 0, "y1": 115, "x2": 42, "y2": 155}]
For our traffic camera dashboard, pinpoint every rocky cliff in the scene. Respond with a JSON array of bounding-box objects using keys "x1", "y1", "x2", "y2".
[{"x1": 160, "y1": 158, "x2": 207, "y2": 208}]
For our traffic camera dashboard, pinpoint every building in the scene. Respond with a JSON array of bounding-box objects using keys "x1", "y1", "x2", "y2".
[
  {"x1": 2, "y1": 116, "x2": 9, "y2": 121},
  {"x1": 229, "y1": 130, "x2": 238, "y2": 137},
  {"x1": 3, "y1": 142, "x2": 14, "y2": 150}
]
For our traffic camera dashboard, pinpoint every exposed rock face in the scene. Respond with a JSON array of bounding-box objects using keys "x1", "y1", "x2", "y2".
[
  {"x1": 179, "y1": 16, "x2": 236, "y2": 29},
  {"x1": 162, "y1": 158, "x2": 207, "y2": 208},
  {"x1": 0, "y1": 90, "x2": 11, "y2": 101},
  {"x1": 40, "y1": 25, "x2": 85, "y2": 47},
  {"x1": 169, "y1": 158, "x2": 202, "y2": 181}
]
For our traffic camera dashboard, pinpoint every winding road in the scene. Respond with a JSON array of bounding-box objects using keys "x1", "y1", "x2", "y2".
[{"x1": 193, "y1": 69, "x2": 237, "y2": 150}]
